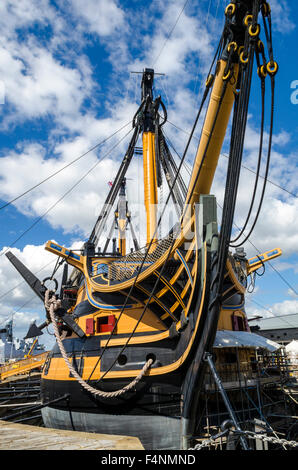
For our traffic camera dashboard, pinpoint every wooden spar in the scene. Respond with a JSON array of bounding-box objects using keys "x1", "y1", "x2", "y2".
[
  {"x1": 184, "y1": 60, "x2": 239, "y2": 214},
  {"x1": 143, "y1": 131, "x2": 158, "y2": 246},
  {"x1": 140, "y1": 68, "x2": 159, "y2": 247},
  {"x1": 117, "y1": 179, "x2": 128, "y2": 256}
]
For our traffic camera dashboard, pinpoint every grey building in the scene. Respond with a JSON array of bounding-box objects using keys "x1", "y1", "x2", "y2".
[{"x1": 249, "y1": 313, "x2": 298, "y2": 346}]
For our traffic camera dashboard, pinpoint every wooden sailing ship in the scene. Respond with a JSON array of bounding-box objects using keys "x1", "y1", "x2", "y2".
[{"x1": 7, "y1": 1, "x2": 296, "y2": 450}]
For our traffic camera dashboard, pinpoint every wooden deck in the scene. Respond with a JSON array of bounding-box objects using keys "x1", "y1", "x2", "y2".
[{"x1": 0, "y1": 420, "x2": 144, "y2": 450}]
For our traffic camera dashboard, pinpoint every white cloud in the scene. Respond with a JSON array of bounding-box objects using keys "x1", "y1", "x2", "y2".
[
  {"x1": 0, "y1": 0, "x2": 296, "y2": 259},
  {"x1": 128, "y1": 1, "x2": 214, "y2": 81},
  {"x1": 269, "y1": 0, "x2": 296, "y2": 34},
  {"x1": 0, "y1": 43, "x2": 94, "y2": 124},
  {"x1": 247, "y1": 298, "x2": 298, "y2": 320},
  {"x1": 0, "y1": 243, "x2": 55, "y2": 341},
  {"x1": 0, "y1": 0, "x2": 297, "y2": 333},
  {"x1": 0, "y1": 0, "x2": 125, "y2": 130},
  {"x1": 0, "y1": 121, "x2": 137, "y2": 237},
  {"x1": 209, "y1": 112, "x2": 298, "y2": 260},
  {"x1": 0, "y1": 240, "x2": 84, "y2": 348},
  {"x1": 70, "y1": 0, "x2": 125, "y2": 37},
  {"x1": 288, "y1": 287, "x2": 298, "y2": 299},
  {"x1": 0, "y1": 1, "x2": 56, "y2": 36}
]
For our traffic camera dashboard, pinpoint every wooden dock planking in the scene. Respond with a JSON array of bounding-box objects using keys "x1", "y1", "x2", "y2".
[{"x1": 0, "y1": 420, "x2": 144, "y2": 450}]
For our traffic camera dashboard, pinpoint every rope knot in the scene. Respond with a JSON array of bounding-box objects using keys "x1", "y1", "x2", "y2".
[
  {"x1": 44, "y1": 287, "x2": 153, "y2": 399},
  {"x1": 44, "y1": 289, "x2": 61, "y2": 312}
]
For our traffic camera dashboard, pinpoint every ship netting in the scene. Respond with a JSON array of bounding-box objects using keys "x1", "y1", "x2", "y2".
[{"x1": 105, "y1": 224, "x2": 181, "y2": 282}]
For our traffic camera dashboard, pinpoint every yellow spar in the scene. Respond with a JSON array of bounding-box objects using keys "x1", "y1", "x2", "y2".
[
  {"x1": 185, "y1": 60, "x2": 239, "y2": 212},
  {"x1": 143, "y1": 131, "x2": 158, "y2": 246}
]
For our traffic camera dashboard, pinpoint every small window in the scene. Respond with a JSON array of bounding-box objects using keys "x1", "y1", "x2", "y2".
[
  {"x1": 96, "y1": 315, "x2": 116, "y2": 333},
  {"x1": 225, "y1": 352, "x2": 237, "y2": 364}
]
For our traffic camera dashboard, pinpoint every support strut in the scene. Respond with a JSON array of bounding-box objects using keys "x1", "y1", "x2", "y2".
[{"x1": 204, "y1": 352, "x2": 249, "y2": 450}]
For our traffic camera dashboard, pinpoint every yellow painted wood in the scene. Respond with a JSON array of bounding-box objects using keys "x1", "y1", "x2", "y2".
[
  {"x1": 118, "y1": 217, "x2": 127, "y2": 256},
  {"x1": 161, "y1": 263, "x2": 196, "y2": 319},
  {"x1": 42, "y1": 243, "x2": 206, "y2": 381},
  {"x1": 45, "y1": 241, "x2": 83, "y2": 271},
  {"x1": 119, "y1": 237, "x2": 126, "y2": 256},
  {"x1": 184, "y1": 60, "x2": 238, "y2": 212},
  {"x1": 135, "y1": 284, "x2": 178, "y2": 321},
  {"x1": 0, "y1": 353, "x2": 48, "y2": 381},
  {"x1": 77, "y1": 308, "x2": 166, "y2": 337},
  {"x1": 100, "y1": 329, "x2": 170, "y2": 347},
  {"x1": 142, "y1": 131, "x2": 158, "y2": 245},
  {"x1": 84, "y1": 214, "x2": 195, "y2": 293},
  {"x1": 217, "y1": 309, "x2": 246, "y2": 330},
  {"x1": 153, "y1": 272, "x2": 186, "y2": 311},
  {"x1": 226, "y1": 258, "x2": 246, "y2": 294},
  {"x1": 247, "y1": 247, "x2": 282, "y2": 275},
  {"x1": 44, "y1": 356, "x2": 101, "y2": 381},
  {"x1": 99, "y1": 244, "x2": 205, "y2": 379}
]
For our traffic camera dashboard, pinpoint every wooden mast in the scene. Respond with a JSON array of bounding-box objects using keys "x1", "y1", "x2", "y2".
[
  {"x1": 141, "y1": 69, "x2": 159, "y2": 246},
  {"x1": 185, "y1": 60, "x2": 239, "y2": 212}
]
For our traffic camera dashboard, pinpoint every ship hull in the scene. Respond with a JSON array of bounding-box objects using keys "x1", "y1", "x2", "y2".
[
  {"x1": 39, "y1": 196, "x2": 251, "y2": 449},
  {"x1": 41, "y1": 376, "x2": 182, "y2": 449},
  {"x1": 41, "y1": 407, "x2": 181, "y2": 450}
]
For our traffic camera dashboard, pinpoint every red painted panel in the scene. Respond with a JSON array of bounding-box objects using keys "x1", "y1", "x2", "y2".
[
  {"x1": 86, "y1": 318, "x2": 94, "y2": 335},
  {"x1": 97, "y1": 315, "x2": 116, "y2": 333}
]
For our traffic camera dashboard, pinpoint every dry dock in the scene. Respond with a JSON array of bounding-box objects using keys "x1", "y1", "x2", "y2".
[{"x1": 0, "y1": 420, "x2": 144, "y2": 450}]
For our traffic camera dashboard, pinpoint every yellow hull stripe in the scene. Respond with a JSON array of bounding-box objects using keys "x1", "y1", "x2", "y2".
[{"x1": 43, "y1": 242, "x2": 206, "y2": 381}]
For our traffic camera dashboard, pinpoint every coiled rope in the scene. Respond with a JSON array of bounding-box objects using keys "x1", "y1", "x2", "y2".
[{"x1": 44, "y1": 290, "x2": 153, "y2": 398}]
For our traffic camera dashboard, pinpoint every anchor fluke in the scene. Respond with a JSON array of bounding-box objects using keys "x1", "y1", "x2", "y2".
[{"x1": 24, "y1": 321, "x2": 45, "y2": 339}]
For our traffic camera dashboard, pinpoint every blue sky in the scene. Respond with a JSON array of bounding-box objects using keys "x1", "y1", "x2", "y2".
[{"x1": 0, "y1": 0, "x2": 297, "y2": 347}]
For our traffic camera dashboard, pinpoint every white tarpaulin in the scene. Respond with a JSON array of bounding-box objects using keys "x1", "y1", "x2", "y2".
[
  {"x1": 285, "y1": 340, "x2": 298, "y2": 353},
  {"x1": 214, "y1": 330, "x2": 280, "y2": 352},
  {"x1": 285, "y1": 340, "x2": 298, "y2": 364}
]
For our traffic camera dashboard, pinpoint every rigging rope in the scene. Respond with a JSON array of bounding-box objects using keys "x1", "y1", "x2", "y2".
[
  {"x1": 166, "y1": 122, "x2": 297, "y2": 199},
  {"x1": 0, "y1": 128, "x2": 133, "y2": 257},
  {"x1": 187, "y1": 1, "x2": 269, "y2": 365},
  {"x1": 0, "y1": 295, "x2": 38, "y2": 329},
  {"x1": 229, "y1": 5, "x2": 277, "y2": 247},
  {"x1": 0, "y1": 258, "x2": 56, "y2": 301},
  {"x1": 45, "y1": 290, "x2": 153, "y2": 398},
  {"x1": 85, "y1": 4, "x2": 256, "y2": 383},
  {"x1": 190, "y1": 428, "x2": 298, "y2": 450},
  {"x1": 151, "y1": 0, "x2": 190, "y2": 67},
  {"x1": 216, "y1": 201, "x2": 298, "y2": 297},
  {"x1": 89, "y1": 124, "x2": 141, "y2": 246},
  {"x1": 15, "y1": 2, "x2": 286, "y2": 391},
  {"x1": 221, "y1": 153, "x2": 298, "y2": 199},
  {"x1": 229, "y1": 71, "x2": 266, "y2": 244},
  {"x1": 169, "y1": 112, "x2": 297, "y2": 294},
  {"x1": 88, "y1": 47, "x2": 231, "y2": 385},
  {"x1": 0, "y1": 121, "x2": 132, "y2": 212},
  {"x1": 86, "y1": 75, "x2": 215, "y2": 385},
  {"x1": 230, "y1": 79, "x2": 275, "y2": 247}
]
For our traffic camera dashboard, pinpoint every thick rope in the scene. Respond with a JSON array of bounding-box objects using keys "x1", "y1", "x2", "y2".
[
  {"x1": 190, "y1": 429, "x2": 298, "y2": 450},
  {"x1": 44, "y1": 290, "x2": 153, "y2": 398}
]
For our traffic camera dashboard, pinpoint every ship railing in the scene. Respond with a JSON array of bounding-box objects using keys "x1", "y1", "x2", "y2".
[
  {"x1": 0, "y1": 352, "x2": 48, "y2": 381},
  {"x1": 204, "y1": 353, "x2": 292, "y2": 391}
]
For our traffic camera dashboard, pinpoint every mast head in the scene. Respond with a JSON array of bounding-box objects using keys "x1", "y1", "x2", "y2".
[
  {"x1": 141, "y1": 68, "x2": 154, "y2": 101},
  {"x1": 119, "y1": 178, "x2": 126, "y2": 196}
]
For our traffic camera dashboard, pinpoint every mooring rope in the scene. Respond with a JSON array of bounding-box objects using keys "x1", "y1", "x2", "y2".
[{"x1": 44, "y1": 290, "x2": 153, "y2": 398}]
